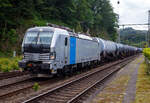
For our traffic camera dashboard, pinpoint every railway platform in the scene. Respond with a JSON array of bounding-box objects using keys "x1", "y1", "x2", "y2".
[{"x1": 89, "y1": 55, "x2": 144, "y2": 103}]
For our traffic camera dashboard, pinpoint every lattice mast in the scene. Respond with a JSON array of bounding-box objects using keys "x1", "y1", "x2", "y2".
[{"x1": 148, "y1": 10, "x2": 150, "y2": 47}]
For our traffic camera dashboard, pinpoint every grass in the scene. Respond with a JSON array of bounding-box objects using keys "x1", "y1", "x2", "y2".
[
  {"x1": 134, "y1": 62, "x2": 150, "y2": 103},
  {"x1": 33, "y1": 82, "x2": 40, "y2": 91},
  {"x1": 143, "y1": 48, "x2": 150, "y2": 60},
  {"x1": 0, "y1": 57, "x2": 22, "y2": 72},
  {"x1": 92, "y1": 75, "x2": 130, "y2": 103}
]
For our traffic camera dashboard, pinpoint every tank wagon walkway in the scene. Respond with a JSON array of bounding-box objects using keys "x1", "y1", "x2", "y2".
[{"x1": 89, "y1": 55, "x2": 144, "y2": 103}]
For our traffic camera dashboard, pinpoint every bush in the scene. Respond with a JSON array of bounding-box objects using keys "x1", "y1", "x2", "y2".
[
  {"x1": 33, "y1": 82, "x2": 40, "y2": 91},
  {"x1": 0, "y1": 64, "x2": 2, "y2": 70},
  {"x1": 143, "y1": 48, "x2": 150, "y2": 60},
  {"x1": 11, "y1": 62, "x2": 19, "y2": 70},
  {"x1": 0, "y1": 57, "x2": 22, "y2": 72},
  {"x1": 2, "y1": 65, "x2": 12, "y2": 72}
]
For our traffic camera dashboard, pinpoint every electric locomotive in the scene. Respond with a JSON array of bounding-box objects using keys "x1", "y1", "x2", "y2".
[{"x1": 19, "y1": 24, "x2": 100, "y2": 77}]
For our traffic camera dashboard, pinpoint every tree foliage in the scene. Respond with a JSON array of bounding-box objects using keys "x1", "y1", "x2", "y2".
[
  {"x1": 0, "y1": 0, "x2": 118, "y2": 53},
  {"x1": 120, "y1": 27, "x2": 146, "y2": 47}
]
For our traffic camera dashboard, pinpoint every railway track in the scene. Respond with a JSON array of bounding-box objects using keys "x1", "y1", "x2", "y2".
[
  {"x1": 0, "y1": 78, "x2": 34, "y2": 99},
  {"x1": 0, "y1": 71, "x2": 29, "y2": 80},
  {"x1": 0, "y1": 77, "x2": 61, "y2": 100},
  {"x1": 22, "y1": 55, "x2": 137, "y2": 103}
]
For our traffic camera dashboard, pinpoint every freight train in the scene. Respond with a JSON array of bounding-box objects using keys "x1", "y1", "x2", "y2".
[{"x1": 18, "y1": 24, "x2": 142, "y2": 77}]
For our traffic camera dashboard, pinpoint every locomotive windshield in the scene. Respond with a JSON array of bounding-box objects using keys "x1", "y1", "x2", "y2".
[{"x1": 24, "y1": 31, "x2": 53, "y2": 44}]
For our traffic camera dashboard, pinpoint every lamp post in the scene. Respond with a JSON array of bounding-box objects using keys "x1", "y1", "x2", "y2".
[{"x1": 117, "y1": 0, "x2": 120, "y2": 43}]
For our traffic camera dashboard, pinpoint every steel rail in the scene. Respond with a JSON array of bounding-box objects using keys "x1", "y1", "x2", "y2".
[{"x1": 0, "y1": 71, "x2": 29, "y2": 80}]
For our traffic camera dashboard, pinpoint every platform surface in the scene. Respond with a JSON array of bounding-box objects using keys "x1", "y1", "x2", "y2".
[{"x1": 90, "y1": 55, "x2": 144, "y2": 103}]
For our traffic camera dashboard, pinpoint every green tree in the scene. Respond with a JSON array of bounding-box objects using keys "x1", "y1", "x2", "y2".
[{"x1": 0, "y1": 0, "x2": 118, "y2": 54}]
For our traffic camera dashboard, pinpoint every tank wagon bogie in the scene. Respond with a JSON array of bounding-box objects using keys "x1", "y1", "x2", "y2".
[{"x1": 19, "y1": 24, "x2": 141, "y2": 77}]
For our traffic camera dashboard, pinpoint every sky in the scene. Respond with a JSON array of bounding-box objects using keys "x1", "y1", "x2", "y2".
[{"x1": 110, "y1": 0, "x2": 150, "y2": 30}]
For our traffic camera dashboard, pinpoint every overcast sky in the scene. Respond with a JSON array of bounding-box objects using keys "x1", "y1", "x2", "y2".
[{"x1": 110, "y1": 0, "x2": 150, "y2": 30}]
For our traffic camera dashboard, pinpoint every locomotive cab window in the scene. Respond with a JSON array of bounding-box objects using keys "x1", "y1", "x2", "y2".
[
  {"x1": 65, "y1": 37, "x2": 68, "y2": 46},
  {"x1": 24, "y1": 31, "x2": 53, "y2": 44}
]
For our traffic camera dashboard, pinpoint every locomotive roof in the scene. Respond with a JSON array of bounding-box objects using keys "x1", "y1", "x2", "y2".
[
  {"x1": 78, "y1": 34, "x2": 93, "y2": 40},
  {"x1": 27, "y1": 27, "x2": 54, "y2": 32}
]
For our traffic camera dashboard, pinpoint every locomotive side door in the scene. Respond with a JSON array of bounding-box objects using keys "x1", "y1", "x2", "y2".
[
  {"x1": 58, "y1": 35, "x2": 69, "y2": 66},
  {"x1": 64, "y1": 36, "x2": 68, "y2": 64}
]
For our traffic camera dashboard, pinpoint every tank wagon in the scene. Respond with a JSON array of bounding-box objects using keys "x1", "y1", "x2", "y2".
[
  {"x1": 116, "y1": 43, "x2": 124, "y2": 58},
  {"x1": 96, "y1": 38, "x2": 117, "y2": 61},
  {"x1": 137, "y1": 48, "x2": 143, "y2": 53},
  {"x1": 19, "y1": 24, "x2": 140, "y2": 77}
]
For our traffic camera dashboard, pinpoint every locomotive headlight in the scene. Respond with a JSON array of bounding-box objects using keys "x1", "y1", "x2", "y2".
[
  {"x1": 50, "y1": 55, "x2": 55, "y2": 60},
  {"x1": 50, "y1": 52, "x2": 56, "y2": 60}
]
